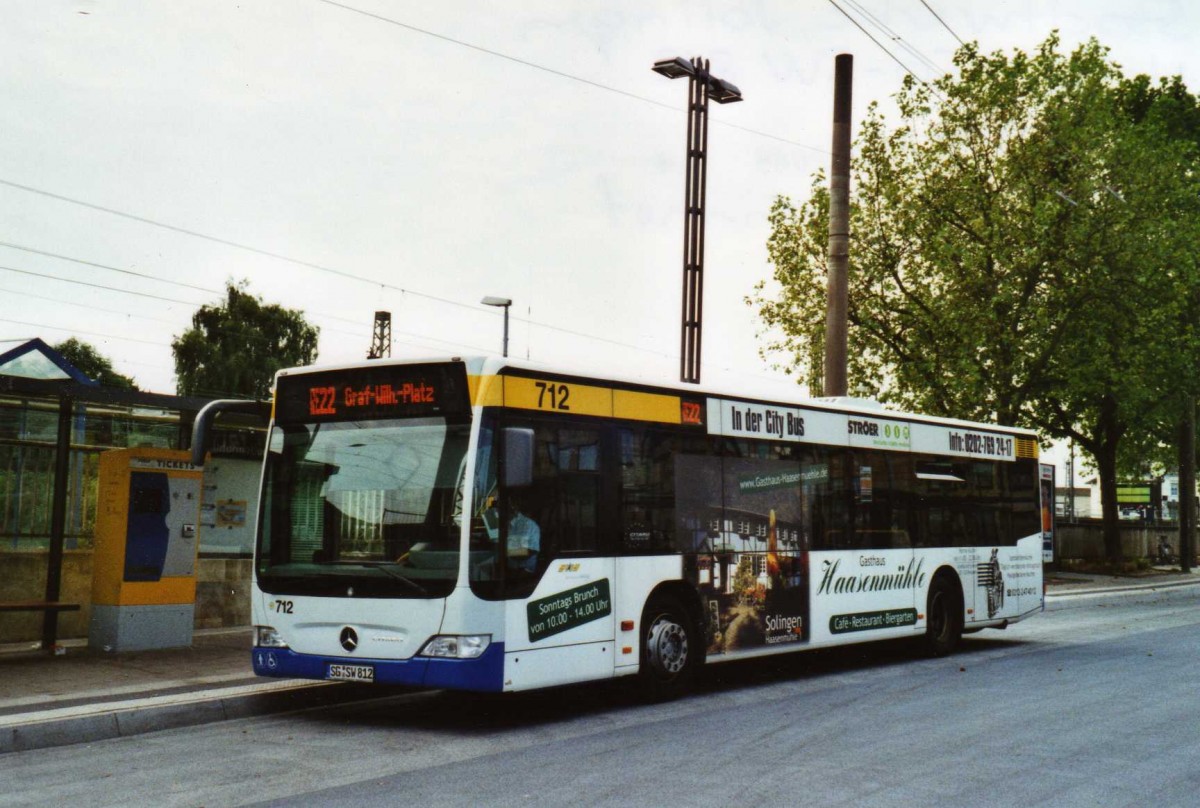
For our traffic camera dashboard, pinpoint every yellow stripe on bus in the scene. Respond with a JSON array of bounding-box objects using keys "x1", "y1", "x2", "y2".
[
  {"x1": 469, "y1": 374, "x2": 684, "y2": 425},
  {"x1": 504, "y1": 376, "x2": 613, "y2": 417},
  {"x1": 468, "y1": 375, "x2": 504, "y2": 408},
  {"x1": 614, "y1": 389, "x2": 682, "y2": 424},
  {"x1": 1016, "y1": 438, "x2": 1039, "y2": 459}
]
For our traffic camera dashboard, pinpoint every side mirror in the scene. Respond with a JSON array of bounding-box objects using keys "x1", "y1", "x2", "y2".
[
  {"x1": 190, "y1": 399, "x2": 272, "y2": 466},
  {"x1": 502, "y1": 427, "x2": 534, "y2": 488}
]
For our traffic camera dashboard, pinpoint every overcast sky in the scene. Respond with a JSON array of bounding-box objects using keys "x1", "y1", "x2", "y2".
[{"x1": 3, "y1": 0, "x2": 1198, "y2": 424}]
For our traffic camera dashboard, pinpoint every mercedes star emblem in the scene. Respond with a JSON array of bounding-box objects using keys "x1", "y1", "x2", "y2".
[{"x1": 339, "y1": 626, "x2": 359, "y2": 653}]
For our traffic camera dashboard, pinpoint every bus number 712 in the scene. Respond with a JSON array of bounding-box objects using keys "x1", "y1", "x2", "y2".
[{"x1": 535, "y1": 381, "x2": 571, "y2": 411}]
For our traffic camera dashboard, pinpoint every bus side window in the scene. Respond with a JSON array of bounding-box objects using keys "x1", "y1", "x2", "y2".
[
  {"x1": 526, "y1": 422, "x2": 604, "y2": 557},
  {"x1": 912, "y1": 456, "x2": 975, "y2": 547},
  {"x1": 812, "y1": 449, "x2": 852, "y2": 551},
  {"x1": 619, "y1": 427, "x2": 704, "y2": 553},
  {"x1": 852, "y1": 452, "x2": 911, "y2": 550},
  {"x1": 1007, "y1": 460, "x2": 1041, "y2": 543}
]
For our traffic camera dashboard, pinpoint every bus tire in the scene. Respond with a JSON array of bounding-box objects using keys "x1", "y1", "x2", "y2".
[
  {"x1": 923, "y1": 574, "x2": 963, "y2": 657},
  {"x1": 638, "y1": 595, "x2": 699, "y2": 701}
]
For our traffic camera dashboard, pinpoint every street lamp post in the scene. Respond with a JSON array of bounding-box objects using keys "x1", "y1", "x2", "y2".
[
  {"x1": 652, "y1": 56, "x2": 742, "y2": 385},
  {"x1": 482, "y1": 296, "x2": 512, "y2": 357}
]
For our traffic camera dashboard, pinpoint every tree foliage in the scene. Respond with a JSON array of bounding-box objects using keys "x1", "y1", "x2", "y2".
[
  {"x1": 1110, "y1": 75, "x2": 1200, "y2": 477},
  {"x1": 751, "y1": 35, "x2": 1200, "y2": 560},
  {"x1": 172, "y1": 282, "x2": 319, "y2": 399},
  {"x1": 52, "y1": 338, "x2": 137, "y2": 389}
]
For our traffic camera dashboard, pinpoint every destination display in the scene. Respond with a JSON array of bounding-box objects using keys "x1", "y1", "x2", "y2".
[{"x1": 275, "y1": 362, "x2": 470, "y2": 423}]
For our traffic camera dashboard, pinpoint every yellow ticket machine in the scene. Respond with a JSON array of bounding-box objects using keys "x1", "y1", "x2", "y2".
[{"x1": 89, "y1": 448, "x2": 203, "y2": 651}]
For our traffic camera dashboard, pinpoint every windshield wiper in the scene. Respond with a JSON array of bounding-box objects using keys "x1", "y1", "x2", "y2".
[{"x1": 363, "y1": 563, "x2": 430, "y2": 595}]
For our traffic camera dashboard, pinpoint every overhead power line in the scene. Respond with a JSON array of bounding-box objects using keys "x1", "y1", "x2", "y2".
[
  {"x1": 0, "y1": 263, "x2": 363, "y2": 341},
  {"x1": 919, "y1": 0, "x2": 966, "y2": 47},
  {"x1": 313, "y1": 0, "x2": 828, "y2": 155},
  {"x1": 0, "y1": 177, "x2": 578, "y2": 348},
  {"x1": 0, "y1": 240, "x2": 219, "y2": 296},
  {"x1": 0, "y1": 317, "x2": 166, "y2": 347},
  {"x1": 0, "y1": 236, "x2": 382, "y2": 333},
  {"x1": 0, "y1": 177, "x2": 478, "y2": 312},
  {"x1": 0, "y1": 263, "x2": 201, "y2": 305},
  {"x1": 316, "y1": 0, "x2": 673, "y2": 110},
  {"x1": 0, "y1": 237, "x2": 479, "y2": 354},
  {"x1": 0, "y1": 177, "x2": 693, "y2": 362},
  {"x1": 826, "y1": 0, "x2": 939, "y2": 93},
  {"x1": 843, "y1": 0, "x2": 945, "y2": 76},
  {"x1": 0, "y1": 255, "x2": 523, "y2": 363},
  {"x1": 0, "y1": 283, "x2": 180, "y2": 325}
]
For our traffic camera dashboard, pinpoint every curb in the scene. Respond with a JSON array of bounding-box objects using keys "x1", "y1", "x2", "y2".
[
  {"x1": 0, "y1": 679, "x2": 387, "y2": 755},
  {"x1": 1044, "y1": 577, "x2": 1200, "y2": 611}
]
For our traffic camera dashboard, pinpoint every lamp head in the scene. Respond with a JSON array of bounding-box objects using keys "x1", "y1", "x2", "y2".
[
  {"x1": 651, "y1": 56, "x2": 695, "y2": 80},
  {"x1": 707, "y1": 78, "x2": 743, "y2": 104}
]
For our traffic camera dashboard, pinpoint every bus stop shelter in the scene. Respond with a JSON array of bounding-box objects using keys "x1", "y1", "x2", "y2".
[{"x1": 1, "y1": 339, "x2": 216, "y2": 649}]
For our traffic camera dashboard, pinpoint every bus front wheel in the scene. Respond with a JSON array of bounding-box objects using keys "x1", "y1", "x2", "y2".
[
  {"x1": 923, "y1": 575, "x2": 963, "y2": 657},
  {"x1": 639, "y1": 595, "x2": 698, "y2": 700}
]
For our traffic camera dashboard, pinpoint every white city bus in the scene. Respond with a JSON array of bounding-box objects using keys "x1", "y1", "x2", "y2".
[{"x1": 193, "y1": 356, "x2": 1045, "y2": 698}]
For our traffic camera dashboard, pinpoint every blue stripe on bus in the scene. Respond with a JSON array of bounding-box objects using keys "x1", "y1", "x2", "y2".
[{"x1": 251, "y1": 642, "x2": 506, "y2": 692}]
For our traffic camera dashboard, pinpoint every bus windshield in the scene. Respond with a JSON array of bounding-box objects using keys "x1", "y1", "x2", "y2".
[{"x1": 256, "y1": 417, "x2": 470, "y2": 598}]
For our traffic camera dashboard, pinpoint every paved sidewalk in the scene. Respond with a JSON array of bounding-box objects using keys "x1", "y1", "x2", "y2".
[
  {"x1": 4, "y1": 569, "x2": 1199, "y2": 754},
  {"x1": 0, "y1": 628, "x2": 385, "y2": 754},
  {"x1": 1043, "y1": 567, "x2": 1200, "y2": 597}
]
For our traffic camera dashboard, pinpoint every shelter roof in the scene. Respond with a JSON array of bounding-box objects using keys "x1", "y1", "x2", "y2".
[{"x1": 0, "y1": 338, "x2": 97, "y2": 385}]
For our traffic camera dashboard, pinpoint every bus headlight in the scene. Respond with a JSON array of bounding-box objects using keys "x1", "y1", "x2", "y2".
[
  {"x1": 418, "y1": 634, "x2": 491, "y2": 659},
  {"x1": 255, "y1": 626, "x2": 289, "y2": 649}
]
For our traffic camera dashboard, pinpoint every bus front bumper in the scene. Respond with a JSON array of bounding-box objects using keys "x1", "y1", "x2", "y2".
[{"x1": 251, "y1": 642, "x2": 506, "y2": 692}]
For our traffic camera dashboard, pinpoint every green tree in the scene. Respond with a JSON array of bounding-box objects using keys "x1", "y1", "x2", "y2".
[
  {"x1": 52, "y1": 338, "x2": 137, "y2": 389},
  {"x1": 751, "y1": 35, "x2": 1200, "y2": 562},
  {"x1": 1110, "y1": 76, "x2": 1200, "y2": 484},
  {"x1": 172, "y1": 282, "x2": 319, "y2": 399}
]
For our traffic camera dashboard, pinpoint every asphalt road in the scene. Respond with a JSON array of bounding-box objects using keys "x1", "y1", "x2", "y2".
[{"x1": 5, "y1": 588, "x2": 1200, "y2": 808}]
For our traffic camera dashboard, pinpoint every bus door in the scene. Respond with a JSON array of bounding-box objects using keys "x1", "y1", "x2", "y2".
[{"x1": 499, "y1": 420, "x2": 616, "y2": 690}]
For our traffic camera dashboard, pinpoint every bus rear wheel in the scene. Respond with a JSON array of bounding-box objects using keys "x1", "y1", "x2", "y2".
[
  {"x1": 639, "y1": 595, "x2": 698, "y2": 701},
  {"x1": 923, "y1": 575, "x2": 963, "y2": 657}
]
